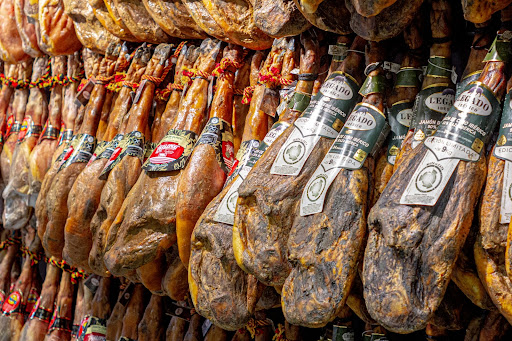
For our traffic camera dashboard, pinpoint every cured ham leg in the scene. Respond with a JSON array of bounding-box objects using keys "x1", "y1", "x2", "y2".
[
  {"x1": 176, "y1": 44, "x2": 246, "y2": 266},
  {"x1": 87, "y1": 43, "x2": 173, "y2": 276},
  {"x1": 0, "y1": 0, "x2": 29, "y2": 63},
  {"x1": 82, "y1": 277, "x2": 112, "y2": 340},
  {"x1": 137, "y1": 295, "x2": 164, "y2": 341},
  {"x1": 363, "y1": 5, "x2": 508, "y2": 332},
  {"x1": 19, "y1": 263, "x2": 61, "y2": 341},
  {"x1": 189, "y1": 38, "x2": 305, "y2": 331},
  {"x1": 35, "y1": 52, "x2": 87, "y2": 244},
  {"x1": 106, "y1": 281, "x2": 129, "y2": 341},
  {"x1": 63, "y1": 45, "x2": 151, "y2": 272},
  {"x1": 0, "y1": 234, "x2": 20, "y2": 306},
  {"x1": 26, "y1": 57, "x2": 65, "y2": 207},
  {"x1": 1, "y1": 61, "x2": 32, "y2": 192},
  {"x1": 3, "y1": 57, "x2": 49, "y2": 230},
  {"x1": 42, "y1": 45, "x2": 121, "y2": 259},
  {"x1": 14, "y1": 0, "x2": 42, "y2": 57},
  {"x1": 166, "y1": 316, "x2": 187, "y2": 341},
  {"x1": 119, "y1": 284, "x2": 145, "y2": 340},
  {"x1": 44, "y1": 272, "x2": 74, "y2": 341},
  {"x1": 0, "y1": 230, "x2": 38, "y2": 341},
  {"x1": 101, "y1": 39, "x2": 222, "y2": 276},
  {"x1": 282, "y1": 41, "x2": 387, "y2": 328},
  {"x1": 233, "y1": 35, "x2": 365, "y2": 287},
  {"x1": 70, "y1": 279, "x2": 84, "y2": 341}
]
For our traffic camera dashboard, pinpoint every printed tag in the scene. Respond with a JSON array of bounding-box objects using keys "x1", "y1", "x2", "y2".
[
  {"x1": 165, "y1": 301, "x2": 194, "y2": 321},
  {"x1": 455, "y1": 71, "x2": 482, "y2": 99},
  {"x1": 29, "y1": 297, "x2": 52, "y2": 322},
  {"x1": 226, "y1": 139, "x2": 261, "y2": 184},
  {"x1": 77, "y1": 315, "x2": 91, "y2": 341},
  {"x1": 100, "y1": 131, "x2": 145, "y2": 177},
  {"x1": 425, "y1": 82, "x2": 500, "y2": 162},
  {"x1": 59, "y1": 133, "x2": 96, "y2": 170},
  {"x1": 214, "y1": 121, "x2": 291, "y2": 225},
  {"x1": 332, "y1": 325, "x2": 355, "y2": 341},
  {"x1": 501, "y1": 161, "x2": 512, "y2": 224},
  {"x1": 383, "y1": 61, "x2": 400, "y2": 74},
  {"x1": 395, "y1": 67, "x2": 423, "y2": 88},
  {"x1": 411, "y1": 85, "x2": 455, "y2": 149},
  {"x1": 118, "y1": 282, "x2": 134, "y2": 306},
  {"x1": 76, "y1": 80, "x2": 95, "y2": 106},
  {"x1": 97, "y1": 134, "x2": 124, "y2": 161},
  {"x1": 83, "y1": 316, "x2": 107, "y2": 341},
  {"x1": 400, "y1": 150, "x2": 460, "y2": 206},
  {"x1": 58, "y1": 129, "x2": 73, "y2": 147},
  {"x1": 84, "y1": 275, "x2": 101, "y2": 295},
  {"x1": 40, "y1": 122, "x2": 60, "y2": 142},
  {"x1": 133, "y1": 79, "x2": 147, "y2": 105},
  {"x1": 387, "y1": 101, "x2": 414, "y2": 165},
  {"x1": 48, "y1": 307, "x2": 73, "y2": 332},
  {"x1": 259, "y1": 88, "x2": 280, "y2": 118},
  {"x1": 5, "y1": 115, "x2": 14, "y2": 138},
  {"x1": 195, "y1": 117, "x2": 235, "y2": 173},
  {"x1": 143, "y1": 129, "x2": 197, "y2": 172},
  {"x1": 202, "y1": 319, "x2": 213, "y2": 337},
  {"x1": 300, "y1": 103, "x2": 388, "y2": 216},
  {"x1": 494, "y1": 91, "x2": 512, "y2": 162},
  {"x1": 87, "y1": 140, "x2": 108, "y2": 165},
  {"x1": 2, "y1": 289, "x2": 23, "y2": 316},
  {"x1": 328, "y1": 44, "x2": 348, "y2": 57},
  {"x1": 24, "y1": 287, "x2": 38, "y2": 315},
  {"x1": 271, "y1": 72, "x2": 360, "y2": 176}
]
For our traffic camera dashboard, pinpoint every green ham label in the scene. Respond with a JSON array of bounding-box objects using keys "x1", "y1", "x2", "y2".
[
  {"x1": 300, "y1": 103, "x2": 388, "y2": 216},
  {"x1": 387, "y1": 101, "x2": 414, "y2": 165},
  {"x1": 402, "y1": 81, "x2": 501, "y2": 206},
  {"x1": 271, "y1": 72, "x2": 360, "y2": 176},
  {"x1": 494, "y1": 91, "x2": 512, "y2": 162},
  {"x1": 411, "y1": 85, "x2": 455, "y2": 148}
]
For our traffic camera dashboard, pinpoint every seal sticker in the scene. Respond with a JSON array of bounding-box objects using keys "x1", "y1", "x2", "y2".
[
  {"x1": 40, "y1": 121, "x2": 60, "y2": 142},
  {"x1": 195, "y1": 117, "x2": 235, "y2": 173},
  {"x1": 271, "y1": 71, "x2": 360, "y2": 176},
  {"x1": 300, "y1": 103, "x2": 389, "y2": 216},
  {"x1": 24, "y1": 287, "x2": 38, "y2": 315},
  {"x1": 214, "y1": 121, "x2": 291, "y2": 225},
  {"x1": 143, "y1": 129, "x2": 197, "y2": 172}
]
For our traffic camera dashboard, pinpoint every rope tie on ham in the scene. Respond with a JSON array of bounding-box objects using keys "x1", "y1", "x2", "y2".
[
  {"x1": 30, "y1": 59, "x2": 52, "y2": 88},
  {"x1": 122, "y1": 80, "x2": 140, "y2": 91},
  {"x1": 246, "y1": 318, "x2": 272, "y2": 338},
  {"x1": 272, "y1": 324, "x2": 288, "y2": 341},
  {"x1": 242, "y1": 85, "x2": 255, "y2": 104},
  {"x1": 173, "y1": 41, "x2": 187, "y2": 58},
  {"x1": 212, "y1": 56, "x2": 244, "y2": 77},
  {"x1": 19, "y1": 246, "x2": 44, "y2": 265},
  {"x1": 47, "y1": 257, "x2": 85, "y2": 284},
  {"x1": 142, "y1": 63, "x2": 173, "y2": 87},
  {"x1": 0, "y1": 233, "x2": 21, "y2": 251}
]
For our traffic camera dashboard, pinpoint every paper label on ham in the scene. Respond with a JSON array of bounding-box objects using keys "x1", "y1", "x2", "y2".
[
  {"x1": 100, "y1": 131, "x2": 145, "y2": 177},
  {"x1": 400, "y1": 150, "x2": 460, "y2": 206},
  {"x1": 58, "y1": 129, "x2": 74, "y2": 147},
  {"x1": 214, "y1": 121, "x2": 291, "y2": 225},
  {"x1": 5, "y1": 115, "x2": 14, "y2": 138},
  {"x1": 425, "y1": 82, "x2": 500, "y2": 162},
  {"x1": 144, "y1": 141, "x2": 157, "y2": 162},
  {"x1": 455, "y1": 71, "x2": 482, "y2": 99},
  {"x1": 77, "y1": 315, "x2": 91, "y2": 341},
  {"x1": 300, "y1": 103, "x2": 388, "y2": 216},
  {"x1": 29, "y1": 297, "x2": 52, "y2": 322},
  {"x1": 2, "y1": 289, "x2": 23, "y2": 316},
  {"x1": 494, "y1": 91, "x2": 512, "y2": 162},
  {"x1": 97, "y1": 134, "x2": 124, "y2": 162},
  {"x1": 411, "y1": 85, "x2": 455, "y2": 149},
  {"x1": 76, "y1": 80, "x2": 95, "y2": 106},
  {"x1": 271, "y1": 71, "x2": 359, "y2": 176},
  {"x1": 59, "y1": 134, "x2": 97, "y2": 170},
  {"x1": 226, "y1": 139, "x2": 260, "y2": 184},
  {"x1": 195, "y1": 117, "x2": 235, "y2": 174},
  {"x1": 49, "y1": 307, "x2": 73, "y2": 332},
  {"x1": 40, "y1": 121, "x2": 60, "y2": 142},
  {"x1": 395, "y1": 67, "x2": 423, "y2": 89},
  {"x1": 24, "y1": 287, "x2": 38, "y2": 315},
  {"x1": 501, "y1": 160, "x2": 512, "y2": 224},
  {"x1": 387, "y1": 101, "x2": 414, "y2": 165},
  {"x1": 83, "y1": 316, "x2": 107, "y2": 341},
  {"x1": 143, "y1": 129, "x2": 197, "y2": 172}
]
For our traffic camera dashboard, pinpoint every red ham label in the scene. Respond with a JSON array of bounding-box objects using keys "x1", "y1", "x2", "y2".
[
  {"x1": 148, "y1": 142, "x2": 184, "y2": 164},
  {"x1": 2, "y1": 290, "x2": 22, "y2": 315},
  {"x1": 25, "y1": 287, "x2": 38, "y2": 314},
  {"x1": 222, "y1": 141, "x2": 235, "y2": 171}
]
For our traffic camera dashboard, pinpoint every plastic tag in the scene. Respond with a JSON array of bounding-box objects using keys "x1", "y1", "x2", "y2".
[
  {"x1": 84, "y1": 275, "x2": 101, "y2": 295},
  {"x1": 501, "y1": 160, "x2": 512, "y2": 224},
  {"x1": 202, "y1": 319, "x2": 213, "y2": 337},
  {"x1": 76, "y1": 80, "x2": 95, "y2": 106}
]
